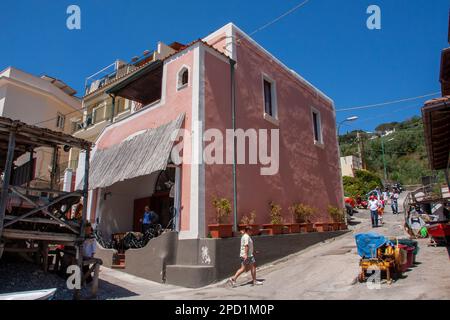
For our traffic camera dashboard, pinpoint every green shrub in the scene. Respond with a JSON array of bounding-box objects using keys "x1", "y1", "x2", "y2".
[
  {"x1": 343, "y1": 170, "x2": 382, "y2": 197},
  {"x1": 269, "y1": 201, "x2": 283, "y2": 224}
]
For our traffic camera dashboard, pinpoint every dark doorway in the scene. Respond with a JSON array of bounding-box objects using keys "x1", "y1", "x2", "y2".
[
  {"x1": 132, "y1": 168, "x2": 176, "y2": 232},
  {"x1": 133, "y1": 197, "x2": 151, "y2": 232}
]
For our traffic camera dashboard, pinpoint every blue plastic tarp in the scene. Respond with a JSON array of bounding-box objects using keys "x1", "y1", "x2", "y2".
[{"x1": 355, "y1": 233, "x2": 388, "y2": 258}]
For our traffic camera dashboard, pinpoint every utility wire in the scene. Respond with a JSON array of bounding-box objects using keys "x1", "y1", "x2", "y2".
[
  {"x1": 32, "y1": 108, "x2": 84, "y2": 126},
  {"x1": 32, "y1": 2, "x2": 313, "y2": 128},
  {"x1": 247, "y1": 0, "x2": 311, "y2": 38},
  {"x1": 336, "y1": 92, "x2": 440, "y2": 112}
]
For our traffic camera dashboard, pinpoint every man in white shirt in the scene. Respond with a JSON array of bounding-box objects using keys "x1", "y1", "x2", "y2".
[
  {"x1": 391, "y1": 189, "x2": 400, "y2": 214},
  {"x1": 228, "y1": 226, "x2": 262, "y2": 287},
  {"x1": 368, "y1": 196, "x2": 380, "y2": 228}
]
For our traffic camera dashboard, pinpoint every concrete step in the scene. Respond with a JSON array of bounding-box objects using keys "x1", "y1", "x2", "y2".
[
  {"x1": 111, "y1": 263, "x2": 126, "y2": 269},
  {"x1": 113, "y1": 254, "x2": 126, "y2": 266},
  {"x1": 166, "y1": 264, "x2": 215, "y2": 288}
]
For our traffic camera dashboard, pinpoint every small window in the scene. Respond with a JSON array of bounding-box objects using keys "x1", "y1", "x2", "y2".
[
  {"x1": 264, "y1": 80, "x2": 273, "y2": 116},
  {"x1": 181, "y1": 70, "x2": 188, "y2": 86},
  {"x1": 312, "y1": 109, "x2": 323, "y2": 144},
  {"x1": 177, "y1": 67, "x2": 189, "y2": 90},
  {"x1": 262, "y1": 75, "x2": 277, "y2": 120},
  {"x1": 56, "y1": 113, "x2": 65, "y2": 130}
]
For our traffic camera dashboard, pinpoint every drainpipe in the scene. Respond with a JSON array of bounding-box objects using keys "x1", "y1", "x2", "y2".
[
  {"x1": 109, "y1": 94, "x2": 116, "y2": 123},
  {"x1": 230, "y1": 59, "x2": 238, "y2": 232}
]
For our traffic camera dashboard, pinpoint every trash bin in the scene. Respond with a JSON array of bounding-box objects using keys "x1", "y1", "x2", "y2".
[
  {"x1": 397, "y1": 244, "x2": 409, "y2": 272},
  {"x1": 398, "y1": 244, "x2": 414, "y2": 272},
  {"x1": 397, "y1": 239, "x2": 419, "y2": 264}
]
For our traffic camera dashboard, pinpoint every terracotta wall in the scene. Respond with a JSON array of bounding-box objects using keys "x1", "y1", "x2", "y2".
[{"x1": 204, "y1": 30, "x2": 343, "y2": 230}]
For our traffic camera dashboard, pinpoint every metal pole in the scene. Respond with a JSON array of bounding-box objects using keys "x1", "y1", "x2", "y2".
[
  {"x1": 109, "y1": 94, "x2": 116, "y2": 123},
  {"x1": 230, "y1": 59, "x2": 238, "y2": 233},
  {"x1": 26, "y1": 148, "x2": 34, "y2": 195},
  {"x1": 381, "y1": 137, "x2": 387, "y2": 180},
  {"x1": 0, "y1": 131, "x2": 16, "y2": 237},
  {"x1": 50, "y1": 146, "x2": 58, "y2": 190},
  {"x1": 335, "y1": 122, "x2": 347, "y2": 226},
  {"x1": 360, "y1": 133, "x2": 366, "y2": 170},
  {"x1": 74, "y1": 147, "x2": 90, "y2": 300}
]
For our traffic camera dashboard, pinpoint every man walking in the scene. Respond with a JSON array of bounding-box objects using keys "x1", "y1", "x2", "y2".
[
  {"x1": 368, "y1": 195, "x2": 380, "y2": 228},
  {"x1": 228, "y1": 226, "x2": 263, "y2": 287},
  {"x1": 391, "y1": 189, "x2": 399, "y2": 214}
]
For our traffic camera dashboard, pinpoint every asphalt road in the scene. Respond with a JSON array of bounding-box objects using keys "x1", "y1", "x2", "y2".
[{"x1": 96, "y1": 195, "x2": 450, "y2": 300}]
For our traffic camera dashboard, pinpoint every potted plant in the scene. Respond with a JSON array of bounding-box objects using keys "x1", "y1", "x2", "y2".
[
  {"x1": 290, "y1": 203, "x2": 315, "y2": 233},
  {"x1": 328, "y1": 205, "x2": 346, "y2": 231},
  {"x1": 238, "y1": 211, "x2": 260, "y2": 236},
  {"x1": 263, "y1": 202, "x2": 284, "y2": 235},
  {"x1": 208, "y1": 197, "x2": 233, "y2": 238},
  {"x1": 285, "y1": 204, "x2": 300, "y2": 233}
]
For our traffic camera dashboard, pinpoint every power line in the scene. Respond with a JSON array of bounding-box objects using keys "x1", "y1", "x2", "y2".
[
  {"x1": 32, "y1": 108, "x2": 83, "y2": 126},
  {"x1": 336, "y1": 92, "x2": 440, "y2": 112},
  {"x1": 247, "y1": 0, "x2": 311, "y2": 38},
  {"x1": 33, "y1": 2, "x2": 313, "y2": 129}
]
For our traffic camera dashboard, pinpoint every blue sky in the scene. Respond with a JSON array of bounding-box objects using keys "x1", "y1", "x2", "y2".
[{"x1": 1, "y1": 0, "x2": 448, "y2": 132}]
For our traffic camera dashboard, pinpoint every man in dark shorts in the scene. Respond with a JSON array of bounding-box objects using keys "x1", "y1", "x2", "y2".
[{"x1": 228, "y1": 226, "x2": 263, "y2": 287}]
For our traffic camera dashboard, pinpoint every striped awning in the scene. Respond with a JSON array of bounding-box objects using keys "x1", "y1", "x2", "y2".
[{"x1": 88, "y1": 113, "x2": 184, "y2": 189}]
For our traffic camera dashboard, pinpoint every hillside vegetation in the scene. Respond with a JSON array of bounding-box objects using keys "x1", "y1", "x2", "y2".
[{"x1": 339, "y1": 116, "x2": 435, "y2": 186}]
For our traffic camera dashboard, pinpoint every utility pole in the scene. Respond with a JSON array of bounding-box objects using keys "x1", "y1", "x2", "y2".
[
  {"x1": 381, "y1": 136, "x2": 387, "y2": 181},
  {"x1": 356, "y1": 131, "x2": 366, "y2": 170}
]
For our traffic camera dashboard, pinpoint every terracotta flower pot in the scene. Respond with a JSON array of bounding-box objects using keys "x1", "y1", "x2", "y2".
[
  {"x1": 331, "y1": 222, "x2": 341, "y2": 231},
  {"x1": 238, "y1": 224, "x2": 261, "y2": 236},
  {"x1": 285, "y1": 223, "x2": 300, "y2": 233},
  {"x1": 314, "y1": 222, "x2": 329, "y2": 232},
  {"x1": 339, "y1": 222, "x2": 348, "y2": 230},
  {"x1": 262, "y1": 224, "x2": 284, "y2": 235},
  {"x1": 208, "y1": 224, "x2": 233, "y2": 238},
  {"x1": 299, "y1": 223, "x2": 314, "y2": 233}
]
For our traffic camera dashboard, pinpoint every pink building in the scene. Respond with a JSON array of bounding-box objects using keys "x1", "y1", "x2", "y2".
[{"x1": 83, "y1": 23, "x2": 344, "y2": 285}]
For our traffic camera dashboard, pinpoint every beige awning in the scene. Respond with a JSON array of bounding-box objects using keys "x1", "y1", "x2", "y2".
[{"x1": 88, "y1": 113, "x2": 184, "y2": 190}]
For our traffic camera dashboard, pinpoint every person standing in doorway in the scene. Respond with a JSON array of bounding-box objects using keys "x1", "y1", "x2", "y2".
[
  {"x1": 140, "y1": 206, "x2": 157, "y2": 234},
  {"x1": 368, "y1": 195, "x2": 380, "y2": 228},
  {"x1": 228, "y1": 226, "x2": 263, "y2": 287},
  {"x1": 391, "y1": 189, "x2": 399, "y2": 214}
]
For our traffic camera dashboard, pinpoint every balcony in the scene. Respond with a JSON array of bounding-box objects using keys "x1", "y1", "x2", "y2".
[{"x1": 71, "y1": 99, "x2": 131, "y2": 136}]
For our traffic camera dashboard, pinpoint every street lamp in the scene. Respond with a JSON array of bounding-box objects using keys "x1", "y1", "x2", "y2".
[
  {"x1": 337, "y1": 116, "x2": 359, "y2": 136},
  {"x1": 336, "y1": 116, "x2": 358, "y2": 226}
]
